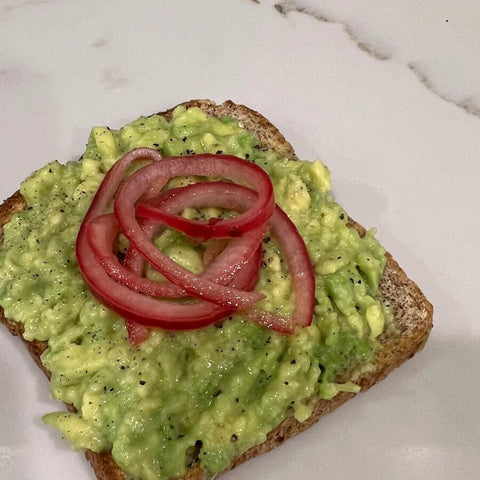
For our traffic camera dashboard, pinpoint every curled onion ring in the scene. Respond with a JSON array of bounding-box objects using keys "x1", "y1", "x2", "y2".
[
  {"x1": 113, "y1": 151, "x2": 275, "y2": 309},
  {"x1": 76, "y1": 149, "x2": 235, "y2": 332},
  {"x1": 137, "y1": 181, "x2": 315, "y2": 332},
  {"x1": 86, "y1": 214, "x2": 265, "y2": 297},
  {"x1": 76, "y1": 148, "x2": 315, "y2": 341}
]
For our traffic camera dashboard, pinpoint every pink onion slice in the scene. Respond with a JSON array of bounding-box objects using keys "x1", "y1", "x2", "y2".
[
  {"x1": 125, "y1": 245, "x2": 263, "y2": 344},
  {"x1": 76, "y1": 149, "x2": 267, "y2": 334},
  {"x1": 137, "y1": 181, "x2": 315, "y2": 329},
  {"x1": 203, "y1": 239, "x2": 228, "y2": 267},
  {"x1": 76, "y1": 149, "x2": 234, "y2": 330},
  {"x1": 137, "y1": 175, "x2": 273, "y2": 240},
  {"x1": 86, "y1": 213, "x2": 265, "y2": 296},
  {"x1": 114, "y1": 152, "x2": 273, "y2": 309},
  {"x1": 85, "y1": 214, "x2": 185, "y2": 297},
  {"x1": 76, "y1": 148, "x2": 313, "y2": 339}
]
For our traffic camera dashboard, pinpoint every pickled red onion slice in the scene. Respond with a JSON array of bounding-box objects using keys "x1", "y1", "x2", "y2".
[
  {"x1": 114, "y1": 152, "x2": 273, "y2": 309},
  {"x1": 86, "y1": 213, "x2": 265, "y2": 297},
  {"x1": 76, "y1": 148, "x2": 314, "y2": 339},
  {"x1": 137, "y1": 181, "x2": 315, "y2": 329}
]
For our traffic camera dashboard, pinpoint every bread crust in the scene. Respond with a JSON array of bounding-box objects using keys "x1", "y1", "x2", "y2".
[{"x1": 0, "y1": 100, "x2": 433, "y2": 480}]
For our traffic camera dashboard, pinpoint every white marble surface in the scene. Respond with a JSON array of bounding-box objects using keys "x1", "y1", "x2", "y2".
[{"x1": 1, "y1": 1, "x2": 479, "y2": 479}]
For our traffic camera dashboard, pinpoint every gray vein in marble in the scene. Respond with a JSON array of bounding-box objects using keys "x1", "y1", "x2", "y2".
[
  {"x1": 3, "y1": 0, "x2": 51, "y2": 12},
  {"x1": 274, "y1": 1, "x2": 390, "y2": 61},
  {"x1": 408, "y1": 62, "x2": 480, "y2": 118},
  {"x1": 274, "y1": 0, "x2": 480, "y2": 120}
]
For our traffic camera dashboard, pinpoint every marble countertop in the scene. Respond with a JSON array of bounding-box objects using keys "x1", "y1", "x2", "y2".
[{"x1": 1, "y1": 1, "x2": 479, "y2": 479}]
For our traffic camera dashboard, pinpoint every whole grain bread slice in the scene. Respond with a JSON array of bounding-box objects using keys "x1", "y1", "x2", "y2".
[{"x1": 0, "y1": 100, "x2": 433, "y2": 480}]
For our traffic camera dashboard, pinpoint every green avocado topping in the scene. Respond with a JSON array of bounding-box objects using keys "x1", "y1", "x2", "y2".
[{"x1": 0, "y1": 106, "x2": 393, "y2": 479}]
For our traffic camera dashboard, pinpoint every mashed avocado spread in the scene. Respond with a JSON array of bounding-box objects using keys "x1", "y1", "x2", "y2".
[{"x1": 0, "y1": 107, "x2": 393, "y2": 480}]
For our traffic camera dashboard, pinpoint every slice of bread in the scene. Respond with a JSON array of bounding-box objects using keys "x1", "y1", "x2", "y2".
[{"x1": 0, "y1": 100, "x2": 433, "y2": 480}]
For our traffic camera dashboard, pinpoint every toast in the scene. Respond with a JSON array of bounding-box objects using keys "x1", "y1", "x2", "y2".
[{"x1": 0, "y1": 100, "x2": 433, "y2": 480}]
